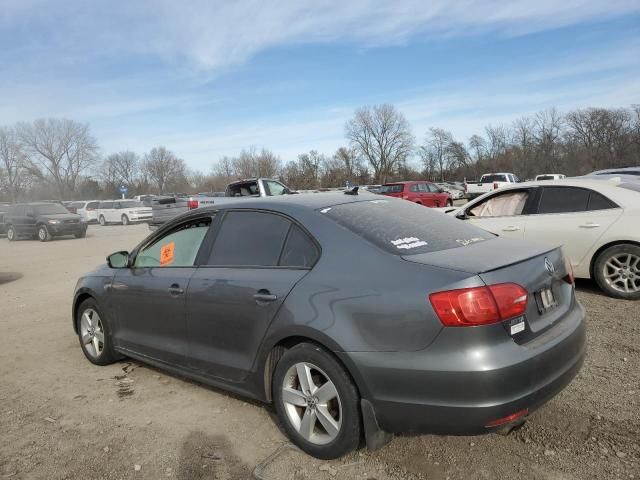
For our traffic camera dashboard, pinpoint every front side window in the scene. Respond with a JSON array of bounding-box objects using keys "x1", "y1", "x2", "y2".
[
  {"x1": 537, "y1": 187, "x2": 590, "y2": 214},
  {"x1": 134, "y1": 218, "x2": 211, "y2": 268},
  {"x1": 469, "y1": 190, "x2": 529, "y2": 217},
  {"x1": 426, "y1": 183, "x2": 439, "y2": 193},
  {"x1": 208, "y1": 211, "x2": 291, "y2": 266},
  {"x1": 264, "y1": 180, "x2": 287, "y2": 196}
]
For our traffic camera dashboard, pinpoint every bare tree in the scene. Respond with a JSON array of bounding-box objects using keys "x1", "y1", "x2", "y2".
[
  {"x1": 420, "y1": 128, "x2": 454, "y2": 181},
  {"x1": 142, "y1": 146, "x2": 186, "y2": 193},
  {"x1": 18, "y1": 118, "x2": 98, "y2": 199},
  {"x1": 345, "y1": 104, "x2": 414, "y2": 183},
  {"x1": 0, "y1": 126, "x2": 30, "y2": 201}
]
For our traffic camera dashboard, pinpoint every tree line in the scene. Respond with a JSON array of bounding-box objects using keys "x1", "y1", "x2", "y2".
[{"x1": 1, "y1": 104, "x2": 638, "y2": 201}]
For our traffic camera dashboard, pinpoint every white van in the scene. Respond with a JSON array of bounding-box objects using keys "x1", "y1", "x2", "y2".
[{"x1": 96, "y1": 200, "x2": 152, "y2": 226}]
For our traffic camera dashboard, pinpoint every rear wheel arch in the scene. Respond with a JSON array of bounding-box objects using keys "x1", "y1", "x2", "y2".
[
  {"x1": 589, "y1": 240, "x2": 640, "y2": 279},
  {"x1": 261, "y1": 335, "x2": 366, "y2": 403}
]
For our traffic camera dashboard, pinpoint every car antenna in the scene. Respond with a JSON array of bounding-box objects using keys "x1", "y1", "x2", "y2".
[{"x1": 344, "y1": 186, "x2": 359, "y2": 195}]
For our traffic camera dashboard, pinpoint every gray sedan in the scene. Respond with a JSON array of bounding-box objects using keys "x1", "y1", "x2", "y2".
[{"x1": 72, "y1": 191, "x2": 586, "y2": 459}]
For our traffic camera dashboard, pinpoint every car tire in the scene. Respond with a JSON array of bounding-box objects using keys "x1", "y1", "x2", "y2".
[
  {"x1": 76, "y1": 298, "x2": 120, "y2": 366},
  {"x1": 593, "y1": 244, "x2": 640, "y2": 300},
  {"x1": 74, "y1": 230, "x2": 87, "y2": 239},
  {"x1": 121, "y1": 214, "x2": 129, "y2": 226},
  {"x1": 272, "y1": 343, "x2": 362, "y2": 459},
  {"x1": 37, "y1": 224, "x2": 52, "y2": 242},
  {"x1": 7, "y1": 225, "x2": 17, "y2": 241},
  {"x1": 99, "y1": 215, "x2": 106, "y2": 226}
]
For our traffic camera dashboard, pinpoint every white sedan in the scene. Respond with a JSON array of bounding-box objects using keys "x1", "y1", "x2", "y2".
[{"x1": 441, "y1": 178, "x2": 640, "y2": 299}]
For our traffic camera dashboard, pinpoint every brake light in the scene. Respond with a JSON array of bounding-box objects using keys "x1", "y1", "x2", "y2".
[
  {"x1": 563, "y1": 256, "x2": 575, "y2": 286},
  {"x1": 485, "y1": 408, "x2": 529, "y2": 428},
  {"x1": 86, "y1": 207, "x2": 94, "y2": 211},
  {"x1": 187, "y1": 200, "x2": 199, "y2": 210},
  {"x1": 429, "y1": 283, "x2": 528, "y2": 327},
  {"x1": 402, "y1": 195, "x2": 409, "y2": 200},
  {"x1": 493, "y1": 182, "x2": 499, "y2": 190}
]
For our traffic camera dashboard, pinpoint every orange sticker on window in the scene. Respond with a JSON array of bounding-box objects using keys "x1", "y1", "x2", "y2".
[{"x1": 159, "y1": 242, "x2": 175, "y2": 266}]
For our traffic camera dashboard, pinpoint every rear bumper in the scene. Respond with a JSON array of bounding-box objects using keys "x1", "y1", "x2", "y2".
[{"x1": 340, "y1": 302, "x2": 586, "y2": 434}]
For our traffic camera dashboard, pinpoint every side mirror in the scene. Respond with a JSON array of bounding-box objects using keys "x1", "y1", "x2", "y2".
[
  {"x1": 455, "y1": 211, "x2": 468, "y2": 220},
  {"x1": 107, "y1": 251, "x2": 130, "y2": 268},
  {"x1": 282, "y1": 187, "x2": 291, "y2": 195}
]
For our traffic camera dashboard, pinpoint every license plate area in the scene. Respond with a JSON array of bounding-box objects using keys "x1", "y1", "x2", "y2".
[{"x1": 535, "y1": 287, "x2": 557, "y2": 314}]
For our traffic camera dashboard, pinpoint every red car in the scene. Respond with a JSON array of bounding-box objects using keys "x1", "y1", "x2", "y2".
[{"x1": 379, "y1": 181, "x2": 453, "y2": 207}]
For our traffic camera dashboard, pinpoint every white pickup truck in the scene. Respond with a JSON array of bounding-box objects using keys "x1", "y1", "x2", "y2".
[
  {"x1": 149, "y1": 177, "x2": 294, "y2": 229},
  {"x1": 465, "y1": 173, "x2": 519, "y2": 199}
]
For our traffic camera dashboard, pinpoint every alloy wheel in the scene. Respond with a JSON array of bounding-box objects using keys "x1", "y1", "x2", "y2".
[
  {"x1": 603, "y1": 253, "x2": 640, "y2": 294},
  {"x1": 38, "y1": 227, "x2": 47, "y2": 241},
  {"x1": 282, "y1": 362, "x2": 342, "y2": 445},
  {"x1": 79, "y1": 308, "x2": 105, "y2": 359},
  {"x1": 7, "y1": 227, "x2": 15, "y2": 241}
]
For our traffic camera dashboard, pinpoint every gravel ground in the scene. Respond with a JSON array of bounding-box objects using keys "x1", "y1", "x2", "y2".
[{"x1": 0, "y1": 224, "x2": 638, "y2": 480}]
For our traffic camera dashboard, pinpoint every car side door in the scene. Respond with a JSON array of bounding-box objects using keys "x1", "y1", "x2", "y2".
[
  {"x1": 463, "y1": 188, "x2": 536, "y2": 239},
  {"x1": 23, "y1": 206, "x2": 37, "y2": 237},
  {"x1": 523, "y1": 186, "x2": 623, "y2": 272},
  {"x1": 425, "y1": 182, "x2": 445, "y2": 207},
  {"x1": 108, "y1": 216, "x2": 213, "y2": 366},
  {"x1": 186, "y1": 210, "x2": 318, "y2": 382}
]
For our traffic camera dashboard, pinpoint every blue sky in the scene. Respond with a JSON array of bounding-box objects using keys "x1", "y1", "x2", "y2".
[{"x1": 0, "y1": 0, "x2": 639, "y2": 171}]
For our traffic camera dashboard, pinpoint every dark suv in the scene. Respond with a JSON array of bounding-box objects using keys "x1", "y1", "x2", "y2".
[{"x1": 5, "y1": 202, "x2": 87, "y2": 242}]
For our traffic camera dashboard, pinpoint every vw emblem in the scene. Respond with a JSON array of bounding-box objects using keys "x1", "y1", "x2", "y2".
[{"x1": 544, "y1": 257, "x2": 555, "y2": 276}]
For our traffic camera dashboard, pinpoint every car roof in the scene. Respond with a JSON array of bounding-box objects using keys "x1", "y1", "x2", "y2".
[{"x1": 383, "y1": 180, "x2": 432, "y2": 185}]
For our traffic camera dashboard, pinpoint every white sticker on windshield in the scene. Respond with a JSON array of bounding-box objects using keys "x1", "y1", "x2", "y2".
[
  {"x1": 320, "y1": 207, "x2": 331, "y2": 213},
  {"x1": 391, "y1": 237, "x2": 428, "y2": 249}
]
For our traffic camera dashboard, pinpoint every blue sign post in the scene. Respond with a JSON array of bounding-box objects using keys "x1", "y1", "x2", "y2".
[{"x1": 118, "y1": 185, "x2": 128, "y2": 199}]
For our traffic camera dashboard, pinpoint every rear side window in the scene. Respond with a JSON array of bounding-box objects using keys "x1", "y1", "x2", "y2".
[
  {"x1": 537, "y1": 187, "x2": 617, "y2": 213},
  {"x1": 207, "y1": 211, "x2": 291, "y2": 266},
  {"x1": 587, "y1": 191, "x2": 618, "y2": 210},
  {"x1": 380, "y1": 184, "x2": 404, "y2": 194},
  {"x1": 322, "y1": 199, "x2": 493, "y2": 255},
  {"x1": 135, "y1": 218, "x2": 211, "y2": 268},
  {"x1": 87, "y1": 201, "x2": 99, "y2": 209},
  {"x1": 280, "y1": 225, "x2": 319, "y2": 268},
  {"x1": 100, "y1": 202, "x2": 113, "y2": 209},
  {"x1": 537, "y1": 187, "x2": 589, "y2": 214}
]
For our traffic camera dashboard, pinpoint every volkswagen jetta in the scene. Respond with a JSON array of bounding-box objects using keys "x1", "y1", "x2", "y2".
[{"x1": 72, "y1": 191, "x2": 586, "y2": 459}]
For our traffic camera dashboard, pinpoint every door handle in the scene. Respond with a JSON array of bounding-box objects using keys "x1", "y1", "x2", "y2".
[
  {"x1": 579, "y1": 223, "x2": 600, "y2": 228},
  {"x1": 502, "y1": 226, "x2": 520, "y2": 232},
  {"x1": 253, "y1": 291, "x2": 277, "y2": 303},
  {"x1": 168, "y1": 284, "x2": 184, "y2": 295}
]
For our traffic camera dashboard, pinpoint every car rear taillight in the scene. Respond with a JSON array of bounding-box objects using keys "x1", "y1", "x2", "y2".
[
  {"x1": 493, "y1": 182, "x2": 499, "y2": 190},
  {"x1": 402, "y1": 195, "x2": 409, "y2": 200},
  {"x1": 429, "y1": 283, "x2": 528, "y2": 327},
  {"x1": 563, "y1": 256, "x2": 575, "y2": 286},
  {"x1": 86, "y1": 207, "x2": 94, "y2": 211},
  {"x1": 187, "y1": 200, "x2": 199, "y2": 210}
]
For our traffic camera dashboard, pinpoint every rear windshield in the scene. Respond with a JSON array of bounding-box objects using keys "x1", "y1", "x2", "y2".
[
  {"x1": 379, "y1": 184, "x2": 404, "y2": 193},
  {"x1": 35, "y1": 204, "x2": 69, "y2": 215},
  {"x1": 618, "y1": 182, "x2": 640, "y2": 193},
  {"x1": 597, "y1": 170, "x2": 640, "y2": 176},
  {"x1": 480, "y1": 174, "x2": 507, "y2": 183},
  {"x1": 536, "y1": 175, "x2": 555, "y2": 181},
  {"x1": 321, "y1": 199, "x2": 493, "y2": 255}
]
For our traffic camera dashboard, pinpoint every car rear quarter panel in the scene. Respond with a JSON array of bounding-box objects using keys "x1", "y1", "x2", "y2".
[{"x1": 260, "y1": 211, "x2": 484, "y2": 355}]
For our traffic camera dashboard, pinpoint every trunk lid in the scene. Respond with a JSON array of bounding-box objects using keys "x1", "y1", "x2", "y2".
[{"x1": 403, "y1": 238, "x2": 573, "y2": 342}]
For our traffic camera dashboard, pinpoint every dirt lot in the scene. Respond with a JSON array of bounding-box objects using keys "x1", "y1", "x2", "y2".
[{"x1": 0, "y1": 224, "x2": 638, "y2": 480}]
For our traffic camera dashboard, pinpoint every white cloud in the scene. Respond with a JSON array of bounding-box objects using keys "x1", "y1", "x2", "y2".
[{"x1": 2, "y1": 0, "x2": 639, "y2": 71}]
